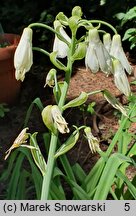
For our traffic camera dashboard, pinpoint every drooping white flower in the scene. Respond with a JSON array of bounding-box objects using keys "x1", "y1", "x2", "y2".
[
  {"x1": 53, "y1": 20, "x2": 71, "y2": 58},
  {"x1": 85, "y1": 29, "x2": 113, "y2": 74},
  {"x1": 14, "y1": 27, "x2": 33, "y2": 81},
  {"x1": 110, "y1": 34, "x2": 132, "y2": 74},
  {"x1": 113, "y1": 59, "x2": 131, "y2": 97}
]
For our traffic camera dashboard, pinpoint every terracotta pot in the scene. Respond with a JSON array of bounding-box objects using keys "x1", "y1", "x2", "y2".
[{"x1": 0, "y1": 33, "x2": 21, "y2": 105}]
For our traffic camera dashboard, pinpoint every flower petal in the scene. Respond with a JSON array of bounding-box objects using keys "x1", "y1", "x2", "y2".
[
  {"x1": 85, "y1": 44, "x2": 99, "y2": 73},
  {"x1": 110, "y1": 34, "x2": 132, "y2": 74},
  {"x1": 113, "y1": 59, "x2": 131, "y2": 97},
  {"x1": 14, "y1": 27, "x2": 33, "y2": 81}
]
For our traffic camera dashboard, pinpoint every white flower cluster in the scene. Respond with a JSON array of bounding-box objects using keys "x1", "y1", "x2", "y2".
[
  {"x1": 14, "y1": 24, "x2": 132, "y2": 97},
  {"x1": 53, "y1": 27, "x2": 132, "y2": 97}
]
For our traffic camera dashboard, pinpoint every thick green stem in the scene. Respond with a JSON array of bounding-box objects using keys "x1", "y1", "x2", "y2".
[
  {"x1": 41, "y1": 81, "x2": 69, "y2": 200},
  {"x1": 41, "y1": 133, "x2": 58, "y2": 200},
  {"x1": 40, "y1": 30, "x2": 77, "y2": 200}
]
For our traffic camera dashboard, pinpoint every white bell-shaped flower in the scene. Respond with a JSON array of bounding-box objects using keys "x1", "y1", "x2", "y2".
[
  {"x1": 14, "y1": 27, "x2": 33, "y2": 81},
  {"x1": 110, "y1": 34, "x2": 132, "y2": 75},
  {"x1": 85, "y1": 29, "x2": 113, "y2": 74},
  {"x1": 113, "y1": 59, "x2": 131, "y2": 97},
  {"x1": 53, "y1": 21, "x2": 71, "y2": 58}
]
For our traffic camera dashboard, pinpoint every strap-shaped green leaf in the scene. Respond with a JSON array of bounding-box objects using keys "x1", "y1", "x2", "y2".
[
  {"x1": 94, "y1": 153, "x2": 132, "y2": 199},
  {"x1": 30, "y1": 132, "x2": 46, "y2": 176}
]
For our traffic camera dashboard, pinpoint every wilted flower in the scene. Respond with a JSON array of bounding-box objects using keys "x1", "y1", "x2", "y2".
[
  {"x1": 51, "y1": 105, "x2": 70, "y2": 133},
  {"x1": 84, "y1": 127, "x2": 100, "y2": 153},
  {"x1": 113, "y1": 59, "x2": 131, "y2": 97},
  {"x1": 110, "y1": 34, "x2": 132, "y2": 74},
  {"x1": 14, "y1": 27, "x2": 33, "y2": 81},
  {"x1": 85, "y1": 28, "x2": 113, "y2": 74},
  {"x1": 5, "y1": 128, "x2": 30, "y2": 160},
  {"x1": 44, "y1": 68, "x2": 56, "y2": 88},
  {"x1": 103, "y1": 89, "x2": 128, "y2": 116},
  {"x1": 42, "y1": 105, "x2": 70, "y2": 134},
  {"x1": 103, "y1": 33, "x2": 112, "y2": 53},
  {"x1": 53, "y1": 21, "x2": 71, "y2": 58}
]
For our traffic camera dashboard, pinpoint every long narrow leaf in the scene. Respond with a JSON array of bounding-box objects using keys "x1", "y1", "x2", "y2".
[
  {"x1": 94, "y1": 153, "x2": 132, "y2": 200},
  {"x1": 30, "y1": 132, "x2": 46, "y2": 176},
  {"x1": 0, "y1": 151, "x2": 18, "y2": 181},
  {"x1": 24, "y1": 97, "x2": 44, "y2": 127},
  {"x1": 83, "y1": 157, "x2": 105, "y2": 193},
  {"x1": 124, "y1": 175, "x2": 136, "y2": 199},
  {"x1": 7, "y1": 153, "x2": 25, "y2": 199},
  {"x1": 19, "y1": 147, "x2": 43, "y2": 199},
  {"x1": 72, "y1": 163, "x2": 86, "y2": 184},
  {"x1": 65, "y1": 177, "x2": 90, "y2": 200},
  {"x1": 116, "y1": 170, "x2": 136, "y2": 199},
  {"x1": 16, "y1": 169, "x2": 30, "y2": 199}
]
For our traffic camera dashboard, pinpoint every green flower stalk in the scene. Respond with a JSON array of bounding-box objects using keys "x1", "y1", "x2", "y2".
[{"x1": 14, "y1": 27, "x2": 33, "y2": 81}]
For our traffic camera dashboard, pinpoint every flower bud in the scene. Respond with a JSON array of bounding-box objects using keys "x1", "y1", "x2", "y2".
[
  {"x1": 72, "y1": 6, "x2": 83, "y2": 18},
  {"x1": 14, "y1": 27, "x2": 33, "y2": 81},
  {"x1": 56, "y1": 12, "x2": 69, "y2": 26}
]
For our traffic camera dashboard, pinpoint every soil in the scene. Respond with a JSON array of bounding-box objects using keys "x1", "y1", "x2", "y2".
[{"x1": 0, "y1": 54, "x2": 136, "y2": 199}]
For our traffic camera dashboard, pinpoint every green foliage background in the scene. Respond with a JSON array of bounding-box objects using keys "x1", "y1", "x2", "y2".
[{"x1": 0, "y1": 0, "x2": 135, "y2": 34}]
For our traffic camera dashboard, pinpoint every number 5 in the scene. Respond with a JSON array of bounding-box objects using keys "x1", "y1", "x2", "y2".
[{"x1": 124, "y1": 203, "x2": 130, "y2": 211}]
